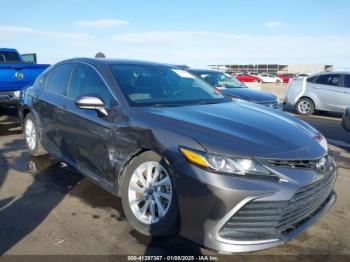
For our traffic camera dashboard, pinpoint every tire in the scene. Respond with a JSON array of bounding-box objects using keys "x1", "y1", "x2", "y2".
[
  {"x1": 296, "y1": 98, "x2": 315, "y2": 116},
  {"x1": 121, "y1": 151, "x2": 179, "y2": 236},
  {"x1": 24, "y1": 113, "x2": 48, "y2": 156}
]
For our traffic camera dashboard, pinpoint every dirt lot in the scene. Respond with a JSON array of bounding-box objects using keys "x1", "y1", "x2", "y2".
[{"x1": 0, "y1": 106, "x2": 350, "y2": 257}]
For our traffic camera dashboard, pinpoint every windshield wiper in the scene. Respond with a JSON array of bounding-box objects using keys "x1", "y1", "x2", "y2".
[
  {"x1": 197, "y1": 100, "x2": 222, "y2": 105},
  {"x1": 152, "y1": 103, "x2": 184, "y2": 107}
]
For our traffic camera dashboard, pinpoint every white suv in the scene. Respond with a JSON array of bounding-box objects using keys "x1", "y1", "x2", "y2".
[{"x1": 285, "y1": 72, "x2": 350, "y2": 115}]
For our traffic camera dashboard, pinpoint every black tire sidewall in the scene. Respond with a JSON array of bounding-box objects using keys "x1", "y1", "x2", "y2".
[
  {"x1": 296, "y1": 98, "x2": 315, "y2": 115},
  {"x1": 121, "y1": 151, "x2": 179, "y2": 236}
]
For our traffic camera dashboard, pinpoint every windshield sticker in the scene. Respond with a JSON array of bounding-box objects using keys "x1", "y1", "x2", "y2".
[{"x1": 172, "y1": 69, "x2": 195, "y2": 78}]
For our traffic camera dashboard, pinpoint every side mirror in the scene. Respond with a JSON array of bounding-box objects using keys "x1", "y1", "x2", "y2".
[{"x1": 75, "y1": 96, "x2": 108, "y2": 116}]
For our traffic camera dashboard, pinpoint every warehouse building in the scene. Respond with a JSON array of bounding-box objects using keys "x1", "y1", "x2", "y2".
[{"x1": 208, "y1": 64, "x2": 333, "y2": 74}]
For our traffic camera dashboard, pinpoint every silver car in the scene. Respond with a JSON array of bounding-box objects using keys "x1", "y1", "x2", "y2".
[{"x1": 285, "y1": 72, "x2": 350, "y2": 115}]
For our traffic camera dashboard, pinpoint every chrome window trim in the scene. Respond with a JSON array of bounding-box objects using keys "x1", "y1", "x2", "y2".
[
  {"x1": 41, "y1": 61, "x2": 120, "y2": 108},
  {"x1": 41, "y1": 61, "x2": 73, "y2": 98}
]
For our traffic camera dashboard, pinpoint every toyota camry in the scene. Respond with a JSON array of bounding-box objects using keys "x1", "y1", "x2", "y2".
[{"x1": 19, "y1": 58, "x2": 337, "y2": 253}]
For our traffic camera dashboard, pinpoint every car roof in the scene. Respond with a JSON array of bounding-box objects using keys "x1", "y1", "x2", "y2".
[
  {"x1": 0, "y1": 48, "x2": 18, "y2": 53},
  {"x1": 308, "y1": 71, "x2": 350, "y2": 77},
  {"x1": 57, "y1": 57, "x2": 179, "y2": 68}
]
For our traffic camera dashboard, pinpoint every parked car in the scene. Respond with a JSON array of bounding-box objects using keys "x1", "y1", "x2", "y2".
[
  {"x1": 342, "y1": 107, "x2": 350, "y2": 131},
  {"x1": 285, "y1": 72, "x2": 350, "y2": 115},
  {"x1": 277, "y1": 73, "x2": 295, "y2": 83},
  {"x1": 294, "y1": 73, "x2": 309, "y2": 79},
  {"x1": 0, "y1": 48, "x2": 50, "y2": 105},
  {"x1": 20, "y1": 58, "x2": 337, "y2": 253},
  {"x1": 234, "y1": 73, "x2": 262, "y2": 83},
  {"x1": 188, "y1": 69, "x2": 281, "y2": 109},
  {"x1": 257, "y1": 73, "x2": 283, "y2": 83}
]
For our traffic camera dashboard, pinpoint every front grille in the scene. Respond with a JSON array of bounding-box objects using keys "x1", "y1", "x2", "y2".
[
  {"x1": 265, "y1": 159, "x2": 315, "y2": 169},
  {"x1": 219, "y1": 172, "x2": 336, "y2": 241}
]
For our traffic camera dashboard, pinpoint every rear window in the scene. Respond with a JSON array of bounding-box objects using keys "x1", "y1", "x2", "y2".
[
  {"x1": 46, "y1": 63, "x2": 73, "y2": 95},
  {"x1": 307, "y1": 76, "x2": 317, "y2": 82},
  {"x1": 314, "y1": 74, "x2": 341, "y2": 86},
  {"x1": 0, "y1": 51, "x2": 21, "y2": 63}
]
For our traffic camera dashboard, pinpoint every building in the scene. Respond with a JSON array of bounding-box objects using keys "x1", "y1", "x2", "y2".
[{"x1": 208, "y1": 64, "x2": 333, "y2": 74}]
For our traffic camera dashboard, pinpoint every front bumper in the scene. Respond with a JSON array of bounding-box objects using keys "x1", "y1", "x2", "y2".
[
  {"x1": 0, "y1": 91, "x2": 20, "y2": 104},
  {"x1": 174, "y1": 160, "x2": 337, "y2": 253}
]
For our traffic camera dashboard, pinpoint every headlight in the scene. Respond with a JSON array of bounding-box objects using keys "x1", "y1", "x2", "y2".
[
  {"x1": 315, "y1": 133, "x2": 328, "y2": 152},
  {"x1": 180, "y1": 147, "x2": 277, "y2": 179},
  {"x1": 13, "y1": 91, "x2": 20, "y2": 98}
]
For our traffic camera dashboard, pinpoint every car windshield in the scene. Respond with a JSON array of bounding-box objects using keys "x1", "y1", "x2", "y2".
[
  {"x1": 110, "y1": 64, "x2": 227, "y2": 107},
  {"x1": 196, "y1": 71, "x2": 246, "y2": 88},
  {"x1": 0, "y1": 51, "x2": 21, "y2": 63}
]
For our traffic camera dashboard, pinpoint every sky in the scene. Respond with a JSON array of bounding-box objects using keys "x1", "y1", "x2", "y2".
[{"x1": 0, "y1": 0, "x2": 350, "y2": 68}]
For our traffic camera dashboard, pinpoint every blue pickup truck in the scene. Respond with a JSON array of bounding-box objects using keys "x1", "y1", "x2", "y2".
[{"x1": 0, "y1": 48, "x2": 49, "y2": 105}]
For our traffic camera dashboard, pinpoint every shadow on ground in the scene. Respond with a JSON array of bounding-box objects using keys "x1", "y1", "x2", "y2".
[{"x1": 0, "y1": 107, "x2": 202, "y2": 255}]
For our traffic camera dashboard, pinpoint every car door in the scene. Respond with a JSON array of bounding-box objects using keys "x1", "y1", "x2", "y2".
[
  {"x1": 260, "y1": 74, "x2": 268, "y2": 82},
  {"x1": 59, "y1": 62, "x2": 118, "y2": 185},
  {"x1": 268, "y1": 74, "x2": 276, "y2": 82},
  {"x1": 32, "y1": 63, "x2": 73, "y2": 156},
  {"x1": 310, "y1": 73, "x2": 345, "y2": 112}
]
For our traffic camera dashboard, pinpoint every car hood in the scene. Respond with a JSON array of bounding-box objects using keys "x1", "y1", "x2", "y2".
[
  {"x1": 221, "y1": 88, "x2": 277, "y2": 102},
  {"x1": 140, "y1": 102, "x2": 326, "y2": 160}
]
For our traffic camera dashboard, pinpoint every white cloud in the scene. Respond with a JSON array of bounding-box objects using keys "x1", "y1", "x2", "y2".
[
  {"x1": 1, "y1": 26, "x2": 349, "y2": 68},
  {"x1": 265, "y1": 21, "x2": 282, "y2": 28},
  {"x1": 75, "y1": 19, "x2": 129, "y2": 29},
  {"x1": 108, "y1": 31, "x2": 350, "y2": 67},
  {"x1": 0, "y1": 26, "x2": 94, "y2": 43},
  {"x1": 112, "y1": 31, "x2": 235, "y2": 45}
]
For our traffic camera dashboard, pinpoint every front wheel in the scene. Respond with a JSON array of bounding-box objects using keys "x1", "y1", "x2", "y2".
[
  {"x1": 24, "y1": 113, "x2": 47, "y2": 156},
  {"x1": 121, "y1": 151, "x2": 179, "y2": 236},
  {"x1": 296, "y1": 98, "x2": 315, "y2": 115}
]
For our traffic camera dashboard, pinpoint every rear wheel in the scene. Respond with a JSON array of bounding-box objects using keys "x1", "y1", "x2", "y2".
[
  {"x1": 296, "y1": 98, "x2": 315, "y2": 115},
  {"x1": 24, "y1": 113, "x2": 47, "y2": 156},
  {"x1": 121, "y1": 151, "x2": 179, "y2": 236}
]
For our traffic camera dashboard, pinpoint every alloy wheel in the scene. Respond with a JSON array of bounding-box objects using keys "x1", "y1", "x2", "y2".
[
  {"x1": 25, "y1": 119, "x2": 36, "y2": 150},
  {"x1": 128, "y1": 161, "x2": 172, "y2": 224},
  {"x1": 298, "y1": 100, "x2": 312, "y2": 114}
]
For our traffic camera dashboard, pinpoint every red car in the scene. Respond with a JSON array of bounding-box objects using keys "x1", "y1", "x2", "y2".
[
  {"x1": 277, "y1": 73, "x2": 295, "y2": 83},
  {"x1": 234, "y1": 73, "x2": 262, "y2": 83}
]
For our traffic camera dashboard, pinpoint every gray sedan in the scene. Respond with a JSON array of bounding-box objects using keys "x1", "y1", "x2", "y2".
[
  {"x1": 189, "y1": 69, "x2": 281, "y2": 110},
  {"x1": 19, "y1": 58, "x2": 337, "y2": 253},
  {"x1": 285, "y1": 72, "x2": 350, "y2": 115}
]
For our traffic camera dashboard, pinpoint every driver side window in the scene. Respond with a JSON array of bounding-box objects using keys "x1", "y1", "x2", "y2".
[{"x1": 68, "y1": 63, "x2": 117, "y2": 107}]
